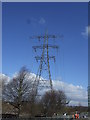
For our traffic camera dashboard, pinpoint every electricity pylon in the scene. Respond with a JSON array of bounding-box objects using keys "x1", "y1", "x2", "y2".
[{"x1": 30, "y1": 31, "x2": 63, "y2": 96}]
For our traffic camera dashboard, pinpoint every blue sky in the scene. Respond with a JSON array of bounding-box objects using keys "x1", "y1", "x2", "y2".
[
  {"x1": 89, "y1": 3, "x2": 90, "y2": 87},
  {"x1": 2, "y1": 2, "x2": 88, "y2": 90}
]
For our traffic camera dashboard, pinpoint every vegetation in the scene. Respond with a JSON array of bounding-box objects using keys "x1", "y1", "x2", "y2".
[
  {"x1": 2, "y1": 67, "x2": 88, "y2": 118},
  {"x1": 40, "y1": 90, "x2": 67, "y2": 116},
  {"x1": 3, "y1": 67, "x2": 34, "y2": 117}
]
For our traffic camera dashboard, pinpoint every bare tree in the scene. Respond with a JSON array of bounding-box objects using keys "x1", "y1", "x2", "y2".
[
  {"x1": 3, "y1": 67, "x2": 33, "y2": 117},
  {"x1": 40, "y1": 90, "x2": 68, "y2": 116}
]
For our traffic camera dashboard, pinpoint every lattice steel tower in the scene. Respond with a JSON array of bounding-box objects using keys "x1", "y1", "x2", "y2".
[{"x1": 30, "y1": 31, "x2": 62, "y2": 96}]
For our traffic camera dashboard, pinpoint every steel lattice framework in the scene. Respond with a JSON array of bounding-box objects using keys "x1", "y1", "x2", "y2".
[{"x1": 30, "y1": 32, "x2": 63, "y2": 96}]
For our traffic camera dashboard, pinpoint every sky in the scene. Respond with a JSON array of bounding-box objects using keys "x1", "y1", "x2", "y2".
[
  {"x1": 2, "y1": 2, "x2": 88, "y2": 95},
  {"x1": 88, "y1": 2, "x2": 90, "y2": 107}
]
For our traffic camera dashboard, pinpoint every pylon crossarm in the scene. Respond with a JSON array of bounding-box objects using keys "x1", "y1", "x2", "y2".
[
  {"x1": 30, "y1": 34, "x2": 63, "y2": 41},
  {"x1": 35, "y1": 56, "x2": 55, "y2": 62},
  {"x1": 32, "y1": 45, "x2": 59, "y2": 51}
]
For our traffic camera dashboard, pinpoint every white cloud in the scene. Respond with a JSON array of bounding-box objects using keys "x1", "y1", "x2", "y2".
[
  {"x1": 39, "y1": 17, "x2": 46, "y2": 24},
  {"x1": 27, "y1": 17, "x2": 46, "y2": 27},
  {"x1": 27, "y1": 17, "x2": 38, "y2": 26},
  {"x1": 0, "y1": 73, "x2": 10, "y2": 84},
  {"x1": 1, "y1": 73, "x2": 88, "y2": 106},
  {"x1": 52, "y1": 80, "x2": 88, "y2": 106},
  {"x1": 81, "y1": 26, "x2": 90, "y2": 38}
]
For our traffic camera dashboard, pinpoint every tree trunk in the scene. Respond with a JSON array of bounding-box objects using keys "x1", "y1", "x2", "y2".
[{"x1": 17, "y1": 105, "x2": 21, "y2": 118}]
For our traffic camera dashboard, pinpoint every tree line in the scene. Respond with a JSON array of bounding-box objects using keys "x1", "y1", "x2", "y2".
[{"x1": 2, "y1": 67, "x2": 68, "y2": 118}]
